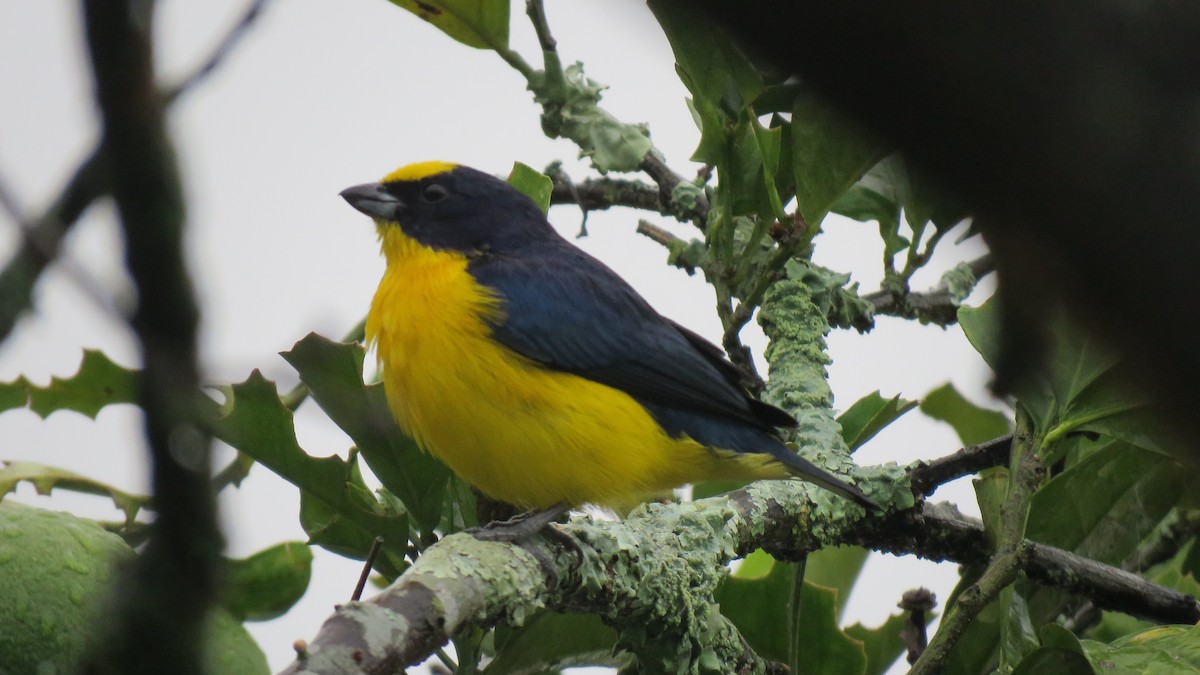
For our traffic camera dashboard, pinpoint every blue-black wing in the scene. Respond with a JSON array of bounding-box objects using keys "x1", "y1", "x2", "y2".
[{"x1": 468, "y1": 241, "x2": 795, "y2": 438}]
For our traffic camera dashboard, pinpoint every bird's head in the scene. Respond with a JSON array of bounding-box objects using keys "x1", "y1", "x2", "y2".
[{"x1": 340, "y1": 162, "x2": 554, "y2": 255}]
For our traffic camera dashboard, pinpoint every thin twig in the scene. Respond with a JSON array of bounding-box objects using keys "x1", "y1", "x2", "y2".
[
  {"x1": 352, "y1": 536, "x2": 385, "y2": 602},
  {"x1": 162, "y1": 0, "x2": 273, "y2": 102},
  {"x1": 909, "y1": 434, "x2": 1013, "y2": 497}
]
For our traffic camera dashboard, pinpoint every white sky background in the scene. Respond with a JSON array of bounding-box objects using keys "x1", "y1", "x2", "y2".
[{"x1": 0, "y1": 1, "x2": 999, "y2": 672}]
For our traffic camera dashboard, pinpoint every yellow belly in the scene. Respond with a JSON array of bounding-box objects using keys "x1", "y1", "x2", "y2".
[{"x1": 366, "y1": 228, "x2": 784, "y2": 510}]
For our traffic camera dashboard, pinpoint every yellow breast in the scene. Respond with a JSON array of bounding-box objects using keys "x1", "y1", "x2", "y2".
[{"x1": 365, "y1": 227, "x2": 783, "y2": 510}]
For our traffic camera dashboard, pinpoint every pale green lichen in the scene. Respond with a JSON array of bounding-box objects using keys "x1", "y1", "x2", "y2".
[{"x1": 758, "y1": 277, "x2": 857, "y2": 476}]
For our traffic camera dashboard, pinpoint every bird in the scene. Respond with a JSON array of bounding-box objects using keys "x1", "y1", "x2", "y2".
[{"x1": 340, "y1": 161, "x2": 877, "y2": 530}]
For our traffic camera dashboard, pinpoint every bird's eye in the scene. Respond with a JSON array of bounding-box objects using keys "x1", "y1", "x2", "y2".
[{"x1": 422, "y1": 184, "x2": 448, "y2": 203}]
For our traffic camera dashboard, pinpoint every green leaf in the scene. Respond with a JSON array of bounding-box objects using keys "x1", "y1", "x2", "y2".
[
  {"x1": 791, "y1": 86, "x2": 888, "y2": 227},
  {"x1": 488, "y1": 612, "x2": 623, "y2": 674},
  {"x1": 832, "y1": 156, "x2": 907, "y2": 257},
  {"x1": 1027, "y1": 437, "x2": 1192, "y2": 566},
  {"x1": 845, "y1": 613, "x2": 912, "y2": 675},
  {"x1": 648, "y1": 0, "x2": 764, "y2": 113},
  {"x1": 1011, "y1": 648, "x2": 1095, "y2": 675},
  {"x1": 717, "y1": 552, "x2": 867, "y2": 673},
  {"x1": 506, "y1": 162, "x2": 553, "y2": 214},
  {"x1": 209, "y1": 370, "x2": 410, "y2": 575},
  {"x1": 281, "y1": 333, "x2": 449, "y2": 533},
  {"x1": 385, "y1": 0, "x2": 509, "y2": 50},
  {"x1": 920, "y1": 382, "x2": 1011, "y2": 446},
  {"x1": 1080, "y1": 624, "x2": 1200, "y2": 672},
  {"x1": 0, "y1": 461, "x2": 148, "y2": 523},
  {"x1": 837, "y1": 390, "x2": 918, "y2": 452},
  {"x1": 0, "y1": 349, "x2": 137, "y2": 419},
  {"x1": 223, "y1": 542, "x2": 313, "y2": 622},
  {"x1": 998, "y1": 578, "x2": 1040, "y2": 672},
  {"x1": 804, "y1": 546, "x2": 869, "y2": 618}
]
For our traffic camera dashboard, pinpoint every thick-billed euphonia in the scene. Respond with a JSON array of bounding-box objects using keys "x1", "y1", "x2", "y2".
[{"x1": 340, "y1": 161, "x2": 876, "y2": 518}]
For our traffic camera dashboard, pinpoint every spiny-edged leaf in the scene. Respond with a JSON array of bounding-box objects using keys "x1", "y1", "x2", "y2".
[
  {"x1": 386, "y1": 0, "x2": 509, "y2": 51},
  {"x1": 845, "y1": 613, "x2": 912, "y2": 675},
  {"x1": 209, "y1": 370, "x2": 410, "y2": 574},
  {"x1": 920, "y1": 382, "x2": 1011, "y2": 446},
  {"x1": 1080, "y1": 624, "x2": 1200, "y2": 672},
  {"x1": 804, "y1": 545, "x2": 869, "y2": 618},
  {"x1": 223, "y1": 542, "x2": 313, "y2": 622},
  {"x1": 833, "y1": 156, "x2": 907, "y2": 256},
  {"x1": 0, "y1": 349, "x2": 137, "y2": 419},
  {"x1": 0, "y1": 461, "x2": 148, "y2": 523},
  {"x1": 507, "y1": 162, "x2": 553, "y2": 214},
  {"x1": 281, "y1": 333, "x2": 449, "y2": 533},
  {"x1": 488, "y1": 611, "x2": 623, "y2": 674},
  {"x1": 792, "y1": 87, "x2": 888, "y2": 227},
  {"x1": 718, "y1": 551, "x2": 867, "y2": 673},
  {"x1": 837, "y1": 390, "x2": 918, "y2": 452},
  {"x1": 649, "y1": 0, "x2": 763, "y2": 113},
  {"x1": 1028, "y1": 437, "x2": 1192, "y2": 565}
]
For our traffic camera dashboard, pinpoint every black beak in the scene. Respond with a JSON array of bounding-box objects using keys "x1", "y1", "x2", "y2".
[{"x1": 340, "y1": 182, "x2": 407, "y2": 221}]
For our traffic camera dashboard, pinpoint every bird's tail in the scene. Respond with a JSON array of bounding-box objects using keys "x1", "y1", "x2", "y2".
[{"x1": 768, "y1": 445, "x2": 881, "y2": 511}]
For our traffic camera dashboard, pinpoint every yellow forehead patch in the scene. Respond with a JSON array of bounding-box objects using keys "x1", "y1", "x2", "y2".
[{"x1": 382, "y1": 161, "x2": 459, "y2": 183}]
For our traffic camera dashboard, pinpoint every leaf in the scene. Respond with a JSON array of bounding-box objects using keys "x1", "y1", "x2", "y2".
[
  {"x1": 804, "y1": 545, "x2": 869, "y2": 618},
  {"x1": 385, "y1": 0, "x2": 509, "y2": 51},
  {"x1": 209, "y1": 370, "x2": 411, "y2": 575},
  {"x1": 223, "y1": 542, "x2": 313, "y2": 622},
  {"x1": 791, "y1": 86, "x2": 888, "y2": 227},
  {"x1": 837, "y1": 390, "x2": 918, "y2": 452},
  {"x1": 717, "y1": 551, "x2": 867, "y2": 673},
  {"x1": 0, "y1": 349, "x2": 137, "y2": 419},
  {"x1": 845, "y1": 613, "x2": 912, "y2": 675},
  {"x1": 281, "y1": 333, "x2": 449, "y2": 533},
  {"x1": 0, "y1": 461, "x2": 149, "y2": 523},
  {"x1": 998, "y1": 578, "x2": 1040, "y2": 672},
  {"x1": 1080, "y1": 624, "x2": 1200, "y2": 672},
  {"x1": 920, "y1": 382, "x2": 1011, "y2": 446},
  {"x1": 507, "y1": 162, "x2": 553, "y2": 214},
  {"x1": 1027, "y1": 437, "x2": 1191, "y2": 565},
  {"x1": 648, "y1": 0, "x2": 763, "y2": 113},
  {"x1": 488, "y1": 612, "x2": 623, "y2": 674}
]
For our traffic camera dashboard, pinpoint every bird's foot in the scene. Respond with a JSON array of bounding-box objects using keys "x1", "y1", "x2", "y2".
[{"x1": 467, "y1": 504, "x2": 570, "y2": 542}]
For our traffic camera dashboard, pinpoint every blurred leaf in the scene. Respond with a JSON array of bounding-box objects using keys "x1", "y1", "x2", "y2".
[
  {"x1": 0, "y1": 349, "x2": 137, "y2": 419},
  {"x1": 1028, "y1": 437, "x2": 1191, "y2": 565},
  {"x1": 0, "y1": 461, "x2": 148, "y2": 523},
  {"x1": 718, "y1": 552, "x2": 867, "y2": 673},
  {"x1": 804, "y1": 546, "x2": 869, "y2": 618},
  {"x1": 845, "y1": 613, "x2": 911, "y2": 675},
  {"x1": 488, "y1": 612, "x2": 623, "y2": 674},
  {"x1": 792, "y1": 87, "x2": 887, "y2": 227},
  {"x1": 973, "y1": 467, "x2": 1008, "y2": 547},
  {"x1": 920, "y1": 382, "x2": 1011, "y2": 446},
  {"x1": 1080, "y1": 624, "x2": 1200, "y2": 672},
  {"x1": 837, "y1": 390, "x2": 917, "y2": 452},
  {"x1": 1011, "y1": 648, "x2": 1094, "y2": 675},
  {"x1": 223, "y1": 542, "x2": 313, "y2": 622},
  {"x1": 209, "y1": 370, "x2": 410, "y2": 575},
  {"x1": 507, "y1": 162, "x2": 553, "y2": 214},
  {"x1": 833, "y1": 156, "x2": 907, "y2": 260},
  {"x1": 282, "y1": 333, "x2": 449, "y2": 533},
  {"x1": 649, "y1": 0, "x2": 763, "y2": 113},
  {"x1": 386, "y1": 0, "x2": 509, "y2": 50}
]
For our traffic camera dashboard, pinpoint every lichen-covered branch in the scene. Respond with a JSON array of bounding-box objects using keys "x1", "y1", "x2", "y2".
[{"x1": 281, "y1": 461, "x2": 1199, "y2": 675}]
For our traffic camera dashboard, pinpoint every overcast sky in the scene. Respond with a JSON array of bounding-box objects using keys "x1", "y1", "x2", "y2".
[{"x1": 0, "y1": 1, "x2": 996, "y2": 671}]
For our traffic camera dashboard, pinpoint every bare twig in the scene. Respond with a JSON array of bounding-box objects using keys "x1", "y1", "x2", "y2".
[
  {"x1": 866, "y1": 254, "x2": 996, "y2": 325},
  {"x1": 909, "y1": 434, "x2": 1013, "y2": 497},
  {"x1": 352, "y1": 537, "x2": 385, "y2": 602},
  {"x1": 162, "y1": 0, "x2": 273, "y2": 102},
  {"x1": 899, "y1": 588, "x2": 937, "y2": 664}
]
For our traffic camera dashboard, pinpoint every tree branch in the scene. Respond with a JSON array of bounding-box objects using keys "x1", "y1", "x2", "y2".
[
  {"x1": 865, "y1": 254, "x2": 996, "y2": 326},
  {"x1": 81, "y1": 1, "x2": 220, "y2": 672},
  {"x1": 281, "y1": 459, "x2": 1198, "y2": 674},
  {"x1": 909, "y1": 434, "x2": 1013, "y2": 498}
]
